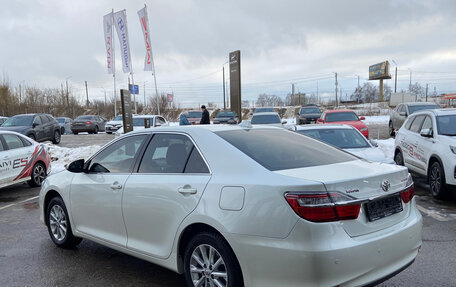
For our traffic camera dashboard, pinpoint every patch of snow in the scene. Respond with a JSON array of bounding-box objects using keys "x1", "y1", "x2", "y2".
[
  {"x1": 363, "y1": 115, "x2": 390, "y2": 124},
  {"x1": 376, "y1": 138, "x2": 395, "y2": 162},
  {"x1": 45, "y1": 143, "x2": 101, "y2": 175}
]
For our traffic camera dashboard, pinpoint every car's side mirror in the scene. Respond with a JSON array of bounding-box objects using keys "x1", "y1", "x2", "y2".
[
  {"x1": 420, "y1": 128, "x2": 433, "y2": 138},
  {"x1": 399, "y1": 112, "x2": 406, "y2": 117},
  {"x1": 317, "y1": 118, "x2": 324, "y2": 123},
  {"x1": 282, "y1": 120, "x2": 287, "y2": 124},
  {"x1": 359, "y1": 116, "x2": 365, "y2": 120},
  {"x1": 369, "y1": 139, "x2": 378, "y2": 147},
  {"x1": 32, "y1": 123, "x2": 39, "y2": 128},
  {"x1": 66, "y1": 159, "x2": 86, "y2": 173}
]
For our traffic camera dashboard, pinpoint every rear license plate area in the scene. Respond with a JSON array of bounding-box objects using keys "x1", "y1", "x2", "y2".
[{"x1": 365, "y1": 195, "x2": 403, "y2": 222}]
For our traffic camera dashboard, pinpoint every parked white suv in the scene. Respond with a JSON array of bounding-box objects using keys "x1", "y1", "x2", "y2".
[{"x1": 394, "y1": 108, "x2": 456, "y2": 199}]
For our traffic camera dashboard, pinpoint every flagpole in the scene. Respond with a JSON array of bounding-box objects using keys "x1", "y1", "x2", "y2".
[
  {"x1": 145, "y1": 4, "x2": 161, "y2": 115},
  {"x1": 111, "y1": 9, "x2": 117, "y2": 117}
]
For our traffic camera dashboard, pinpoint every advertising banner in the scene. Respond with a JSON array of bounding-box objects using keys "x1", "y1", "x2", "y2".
[
  {"x1": 103, "y1": 12, "x2": 114, "y2": 74},
  {"x1": 113, "y1": 10, "x2": 132, "y2": 73},
  {"x1": 137, "y1": 7, "x2": 153, "y2": 71}
]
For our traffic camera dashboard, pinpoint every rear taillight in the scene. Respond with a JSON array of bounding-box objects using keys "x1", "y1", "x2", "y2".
[
  {"x1": 284, "y1": 192, "x2": 361, "y2": 222},
  {"x1": 400, "y1": 185, "x2": 414, "y2": 203},
  {"x1": 86, "y1": 121, "x2": 92, "y2": 125}
]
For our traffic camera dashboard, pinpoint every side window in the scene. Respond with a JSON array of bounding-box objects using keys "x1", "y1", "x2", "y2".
[
  {"x1": 421, "y1": 116, "x2": 433, "y2": 132},
  {"x1": 320, "y1": 112, "x2": 325, "y2": 121},
  {"x1": 410, "y1": 115, "x2": 425, "y2": 133},
  {"x1": 88, "y1": 135, "x2": 147, "y2": 173},
  {"x1": 184, "y1": 147, "x2": 209, "y2": 173},
  {"x1": 40, "y1": 115, "x2": 50, "y2": 124},
  {"x1": 0, "y1": 136, "x2": 4, "y2": 151},
  {"x1": 33, "y1": 116, "x2": 42, "y2": 126},
  {"x1": 138, "y1": 134, "x2": 194, "y2": 173},
  {"x1": 405, "y1": 116, "x2": 414, "y2": 130},
  {"x1": 3, "y1": 134, "x2": 26, "y2": 150},
  {"x1": 159, "y1": 117, "x2": 166, "y2": 124},
  {"x1": 395, "y1": 105, "x2": 401, "y2": 113}
]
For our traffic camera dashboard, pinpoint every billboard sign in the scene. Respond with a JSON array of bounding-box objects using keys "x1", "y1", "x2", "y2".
[
  {"x1": 229, "y1": 50, "x2": 242, "y2": 122},
  {"x1": 120, "y1": 89, "x2": 133, "y2": 133},
  {"x1": 369, "y1": 61, "x2": 391, "y2": 80}
]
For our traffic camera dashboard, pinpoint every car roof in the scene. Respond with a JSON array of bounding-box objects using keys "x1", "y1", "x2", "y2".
[
  {"x1": 412, "y1": 108, "x2": 456, "y2": 116},
  {"x1": 0, "y1": 130, "x2": 34, "y2": 138},
  {"x1": 251, "y1": 112, "x2": 279, "y2": 116},
  {"x1": 295, "y1": 124, "x2": 356, "y2": 131},
  {"x1": 324, "y1": 109, "x2": 355, "y2": 114},
  {"x1": 404, "y1": 102, "x2": 439, "y2": 106}
]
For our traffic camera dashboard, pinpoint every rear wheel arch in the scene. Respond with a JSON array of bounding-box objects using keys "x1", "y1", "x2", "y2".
[{"x1": 428, "y1": 155, "x2": 444, "y2": 181}]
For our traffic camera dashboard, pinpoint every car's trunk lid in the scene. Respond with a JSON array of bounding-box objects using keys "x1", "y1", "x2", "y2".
[{"x1": 274, "y1": 160, "x2": 412, "y2": 237}]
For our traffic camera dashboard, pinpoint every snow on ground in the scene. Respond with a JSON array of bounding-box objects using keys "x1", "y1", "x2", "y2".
[
  {"x1": 376, "y1": 138, "x2": 395, "y2": 162},
  {"x1": 363, "y1": 115, "x2": 390, "y2": 124},
  {"x1": 45, "y1": 143, "x2": 101, "y2": 175}
]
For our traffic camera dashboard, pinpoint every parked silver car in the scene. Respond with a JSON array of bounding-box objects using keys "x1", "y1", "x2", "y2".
[
  {"x1": 389, "y1": 102, "x2": 439, "y2": 136},
  {"x1": 55, "y1": 117, "x2": 72, "y2": 135}
]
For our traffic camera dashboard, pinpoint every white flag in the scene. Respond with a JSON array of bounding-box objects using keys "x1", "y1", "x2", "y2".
[
  {"x1": 137, "y1": 7, "x2": 153, "y2": 71},
  {"x1": 103, "y1": 12, "x2": 114, "y2": 74},
  {"x1": 113, "y1": 10, "x2": 132, "y2": 73}
]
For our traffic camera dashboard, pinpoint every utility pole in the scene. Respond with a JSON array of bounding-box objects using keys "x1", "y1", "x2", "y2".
[
  {"x1": 316, "y1": 81, "x2": 319, "y2": 105},
  {"x1": 292, "y1": 83, "x2": 296, "y2": 105},
  {"x1": 65, "y1": 80, "x2": 69, "y2": 106},
  {"x1": 85, "y1": 81, "x2": 89, "y2": 108},
  {"x1": 335, "y1": 72, "x2": 338, "y2": 107},
  {"x1": 409, "y1": 69, "x2": 412, "y2": 92},
  {"x1": 223, "y1": 66, "x2": 226, "y2": 110},
  {"x1": 394, "y1": 66, "x2": 398, "y2": 93},
  {"x1": 19, "y1": 84, "x2": 21, "y2": 104},
  {"x1": 425, "y1": 83, "x2": 428, "y2": 102},
  {"x1": 104, "y1": 90, "x2": 107, "y2": 105}
]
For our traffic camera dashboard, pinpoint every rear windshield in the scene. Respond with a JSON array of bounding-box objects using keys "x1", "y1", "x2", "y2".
[
  {"x1": 216, "y1": 129, "x2": 356, "y2": 171},
  {"x1": 408, "y1": 104, "x2": 439, "y2": 114},
  {"x1": 216, "y1": 112, "x2": 235, "y2": 118},
  {"x1": 300, "y1": 107, "x2": 320, "y2": 114},
  {"x1": 1, "y1": 115, "x2": 33, "y2": 127},
  {"x1": 254, "y1": 108, "x2": 274, "y2": 113},
  {"x1": 113, "y1": 115, "x2": 122, "y2": 121},
  {"x1": 188, "y1": 112, "x2": 202, "y2": 118},
  {"x1": 133, "y1": 117, "x2": 152, "y2": 126},
  {"x1": 75, "y1": 115, "x2": 93, "y2": 120},
  {"x1": 325, "y1": 112, "x2": 358, "y2": 122},
  {"x1": 251, "y1": 114, "x2": 280, "y2": 124},
  {"x1": 297, "y1": 128, "x2": 370, "y2": 149}
]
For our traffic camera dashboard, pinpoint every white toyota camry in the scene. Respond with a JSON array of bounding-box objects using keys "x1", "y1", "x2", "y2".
[
  {"x1": 39, "y1": 125, "x2": 422, "y2": 287},
  {"x1": 0, "y1": 131, "x2": 51, "y2": 189}
]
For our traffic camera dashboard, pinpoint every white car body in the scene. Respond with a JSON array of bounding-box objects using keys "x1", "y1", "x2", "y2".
[
  {"x1": 40, "y1": 126, "x2": 421, "y2": 287},
  {"x1": 295, "y1": 124, "x2": 394, "y2": 164},
  {"x1": 115, "y1": 115, "x2": 169, "y2": 137},
  {"x1": 250, "y1": 112, "x2": 284, "y2": 127},
  {"x1": 0, "y1": 131, "x2": 51, "y2": 189},
  {"x1": 394, "y1": 108, "x2": 456, "y2": 197}
]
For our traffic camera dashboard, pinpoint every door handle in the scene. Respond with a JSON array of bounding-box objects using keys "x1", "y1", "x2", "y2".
[
  {"x1": 178, "y1": 185, "x2": 197, "y2": 195},
  {"x1": 110, "y1": 182, "x2": 123, "y2": 190}
]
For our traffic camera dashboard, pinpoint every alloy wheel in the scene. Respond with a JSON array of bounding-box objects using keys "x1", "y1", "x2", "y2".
[
  {"x1": 33, "y1": 164, "x2": 46, "y2": 186},
  {"x1": 49, "y1": 205, "x2": 67, "y2": 241},
  {"x1": 430, "y1": 165, "x2": 441, "y2": 197},
  {"x1": 190, "y1": 244, "x2": 228, "y2": 287}
]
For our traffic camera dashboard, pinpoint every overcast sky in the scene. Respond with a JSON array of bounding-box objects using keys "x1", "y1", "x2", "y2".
[{"x1": 1, "y1": 0, "x2": 456, "y2": 107}]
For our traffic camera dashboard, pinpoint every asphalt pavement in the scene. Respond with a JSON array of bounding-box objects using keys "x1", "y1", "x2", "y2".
[{"x1": 1, "y1": 125, "x2": 456, "y2": 286}]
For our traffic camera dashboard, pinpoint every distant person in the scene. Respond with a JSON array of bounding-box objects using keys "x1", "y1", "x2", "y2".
[
  {"x1": 179, "y1": 113, "x2": 190, "y2": 125},
  {"x1": 200, "y1": 105, "x2": 210, "y2": 125}
]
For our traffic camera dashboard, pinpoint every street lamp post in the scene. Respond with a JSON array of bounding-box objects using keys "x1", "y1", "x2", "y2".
[{"x1": 392, "y1": 60, "x2": 397, "y2": 93}]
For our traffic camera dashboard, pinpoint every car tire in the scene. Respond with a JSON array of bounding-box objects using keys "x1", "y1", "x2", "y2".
[
  {"x1": 94, "y1": 126, "x2": 99, "y2": 134},
  {"x1": 27, "y1": 162, "x2": 46, "y2": 187},
  {"x1": 389, "y1": 121, "x2": 395, "y2": 137},
  {"x1": 52, "y1": 130, "x2": 61, "y2": 144},
  {"x1": 73, "y1": 132, "x2": 78, "y2": 135},
  {"x1": 28, "y1": 134, "x2": 36, "y2": 141},
  {"x1": 106, "y1": 132, "x2": 112, "y2": 134},
  {"x1": 184, "y1": 232, "x2": 243, "y2": 287},
  {"x1": 394, "y1": 150, "x2": 404, "y2": 166},
  {"x1": 429, "y1": 161, "x2": 448, "y2": 200},
  {"x1": 46, "y1": 197, "x2": 82, "y2": 248}
]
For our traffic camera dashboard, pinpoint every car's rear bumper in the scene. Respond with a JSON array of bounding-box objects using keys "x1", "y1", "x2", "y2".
[
  {"x1": 225, "y1": 201, "x2": 422, "y2": 287},
  {"x1": 71, "y1": 126, "x2": 94, "y2": 132}
]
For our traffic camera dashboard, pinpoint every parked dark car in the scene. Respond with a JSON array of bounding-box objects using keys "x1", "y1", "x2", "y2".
[
  {"x1": 55, "y1": 117, "x2": 72, "y2": 134},
  {"x1": 0, "y1": 113, "x2": 61, "y2": 144},
  {"x1": 296, "y1": 105, "x2": 321, "y2": 124},
  {"x1": 71, "y1": 115, "x2": 106, "y2": 134},
  {"x1": 213, "y1": 111, "x2": 239, "y2": 124}
]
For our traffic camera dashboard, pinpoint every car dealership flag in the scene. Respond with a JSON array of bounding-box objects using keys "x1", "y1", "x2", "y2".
[
  {"x1": 103, "y1": 12, "x2": 114, "y2": 74},
  {"x1": 137, "y1": 6, "x2": 153, "y2": 71},
  {"x1": 113, "y1": 10, "x2": 132, "y2": 73}
]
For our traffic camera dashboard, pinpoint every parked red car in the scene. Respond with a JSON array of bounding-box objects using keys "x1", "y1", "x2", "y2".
[{"x1": 317, "y1": 109, "x2": 369, "y2": 138}]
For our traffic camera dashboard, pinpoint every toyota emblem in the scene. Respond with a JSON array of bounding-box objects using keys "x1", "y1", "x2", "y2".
[{"x1": 381, "y1": 180, "x2": 391, "y2": 192}]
